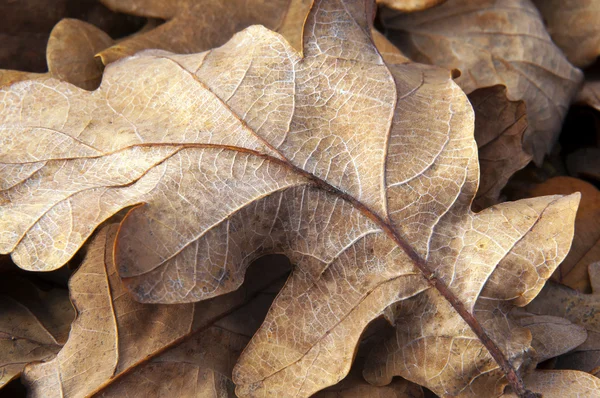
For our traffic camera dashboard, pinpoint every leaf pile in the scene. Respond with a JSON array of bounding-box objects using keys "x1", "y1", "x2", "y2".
[{"x1": 1, "y1": 0, "x2": 600, "y2": 397}]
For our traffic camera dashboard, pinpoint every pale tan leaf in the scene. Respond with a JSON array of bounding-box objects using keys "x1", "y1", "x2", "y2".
[
  {"x1": 502, "y1": 370, "x2": 600, "y2": 397},
  {"x1": 0, "y1": 19, "x2": 114, "y2": 90},
  {"x1": 512, "y1": 309, "x2": 587, "y2": 363},
  {"x1": 0, "y1": 0, "x2": 580, "y2": 396},
  {"x1": 0, "y1": 276, "x2": 74, "y2": 388},
  {"x1": 533, "y1": 0, "x2": 600, "y2": 68},
  {"x1": 508, "y1": 176, "x2": 600, "y2": 292},
  {"x1": 97, "y1": 0, "x2": 293, "y2": 64},
  {"x1": 469, "y1": 85, "x2": 531, "y2": 209},
  {"x1": 381, "y1": 0, "x2": 583, "y2": 164},
  {"x1": 22, "y1": 226, "x2": 290, "y2": 397}
]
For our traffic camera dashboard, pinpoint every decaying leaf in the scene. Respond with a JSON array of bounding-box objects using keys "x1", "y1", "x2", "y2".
[
  {"x1": 0, "y1": 0, "x2": 583, "y2": 396},
  {"x1": 508, "y1": 176, "x2": 600, "y2": 292},
  {"x1": 533, "y1": 0, "x2": 600, "y2": 68},
  {"x1": 0, "y1": 276, "x2": 74, "y2": 388},
  {"x1": 381, "y1": 0, "x2": 584, "y2": 164},
  {"x1": 376, "y1": 0, "x2": 446, "y2": 13},
  {"x1": 526, "y1": 263, "x2": 600, "y2": 377},
  {"x1": 469, "y1": 85, "x2": 531, "y2": 209},
  {"x1": 502, "y1": 370, "x2": 600, "y2": 397},
  {"x1": 97, "y1": 0, "x2": 293, "y2": 64},
  {"x1": 22, "y1": 225, "x2": 290, "y2": 397},
  {"x1": 0, "y1": 19, "x2": 113, "y2": 90}
]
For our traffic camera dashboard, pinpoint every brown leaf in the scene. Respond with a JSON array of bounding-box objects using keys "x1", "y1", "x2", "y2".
[
  {"x1": 525, "y1": 263, "x2": 600, "y2": 377},
  {"x1": 22, "y1": 225, "x2": 290, "y2": 397},
  {"x1": 509, "y1": 176, "x2": 600, "y2": 292},
  {"x1": 381, "y1": 0, "x2": 583, "y2": 164},
  {"x1": 0, "y1": 0, "x2": 581, "y2": 396},
  {"x1": 0, "y1": 276, "x2": 74, "y2": 388},
  {"x1": 0, "y1": 19, "x2": 114, "y2": 90},
  {"x1": 502, "y1": 370, "x2": 600, "y2": 397},
  {"x1": 97, "y1": 0, "x2": 293, "y2": 64},
  {"x1": 469, "y1": 85, "x2": 531, "y2": 209},
  {"x1": 533, "y1": 0, "x2": 600, "y2": 68}
]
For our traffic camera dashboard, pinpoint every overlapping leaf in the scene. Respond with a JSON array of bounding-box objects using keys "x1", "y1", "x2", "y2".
[
  {"x1": 97, "y1": 0, "x2": 293, "y2": 64},
  {"x1": 526, "y1": 263, "x2": 600, "y2": 377},
  {"x1": 0, "y1": 276, "x2": 74, "y2": 388},
  {"x1": 22, "y1": 225, "x2": 291, "y2": 397},
  {"x1": 469, "y1": 85, "x2": 531, "y2": 209},
  {"x1": 0, "y1": 0, "x2": 585, "y2": 396},
  {"x1": 509, "y1": 177, "x2": 600, "y2": 292},
  {"x1": 381, "y1": 0, "x2": 583, "y2": 164},
  {"x1": 0, "y1": 19, "x2": 113, "y2": 90},
  {"x1": 533, "y1": 0, "x2": 600, "y2": 68}
]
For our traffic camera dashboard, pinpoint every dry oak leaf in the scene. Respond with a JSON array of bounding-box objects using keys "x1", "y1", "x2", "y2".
[
  {"x1": 381, "y1": 0, "x2": 584, "y2": 164},
  {"x1": 509, "y1": 176, "x2": 600, "y2": 292},
  {"x1": 526, "y1": 263, "x2": 600, "y2": 378},
  {"x1": 22, "y1": 225, "x2": 291, "y2": 398},
  {"x1": 533, "y1": 0, "x2": 600, "y2": 68},
  {"x1": 376, "y1": 0, "x2": 446, "y2": 13},
  {"x1": 502, "y1": 370, "x2": 600, "y2": 397},
  {"x1": 0, "y1": 19, "x2": 114, "y2": 90},
  {"x1": 96, "y1": 0, "x2": 293, "y2": 64},
  {"x1": 469, "y1": 85, "x2": 531, "y2": 210},
  {"x1": 0, "y1": 0, "x2": 580, "y2": 396},
  {"x1": 0, "y1": 276, "x2": 74, "y2": 388}
]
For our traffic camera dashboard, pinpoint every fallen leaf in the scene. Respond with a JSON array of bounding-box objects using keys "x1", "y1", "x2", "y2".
[
  {"x1": 0, "y1": 19, "x2": 114, "y2": 90},
  {"x1": 502, "y1": 370, "x2": 600, "y2": 397},
  {"x1": 469, "y1": 85, "x2": 531, "y2": 209},
  {"x1": 376, "y1": 0, "x2": 446, "y2": 13},
  {"x1": 381, "y1": 0, "x2": 583, "y2": 164},
  {"x1": 0, "y1": 0, "x2": 143, "y2": 73},
  {"x1": 533, "y1": 0, "x2": 600, "y2": 68},
  {"x1": 0, "y1": 275, "x2": 74, "y2": 388},
  {"x1": 508, "y1": 176, "x2": 600, "y2": 292},
  {"x1": 525, "y1": 263, "x2": 600, "y2": 377},
  {"x1": 96, "y1": 0, "x2": 294, "y2": 64},
  {"x1": 0, "y1": 0, "x2": 581, "y2": 396},
  {"x1": 22, "y1": 225, "x2": 290, "y2": 397}
]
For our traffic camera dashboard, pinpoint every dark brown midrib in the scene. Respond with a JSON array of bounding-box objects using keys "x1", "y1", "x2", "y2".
[{"x1": 291, "y1": 163, "x2": 536, "y2": 397}]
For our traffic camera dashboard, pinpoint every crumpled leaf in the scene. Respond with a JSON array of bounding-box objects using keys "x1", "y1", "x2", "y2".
[
  {"x1": 0, "y1": 275, "x2": 74, "y2": 388},
  {"x1": 469, "y1": 85, "x2": 531, "y2": 209},
  {"x1": 381, "y1": 0, "x2": 584, "y2": 164},
  {"x1": 0, "y1": 19, "x2": 113, "y2": 90},
  {"x1": 0, "y1": 0, "x2": 581, "y2": 396},
  {"x1": 526, "y1": 263, "x2": 600, "y2": 377},
  {"x1": 376, "y1": 0, "x2": 446, "y2": 13},
  {"x1": 508, "y1": 176, "x2": 600, "y2": 292},
  {"x1": 97, "y1": 0, "x2": 293, "y2": 64},
  {"x1": 22, "y1": 225, "x2": 290, "y2": 397},
  {"x1": 511, "y1": 308, "x2": 587, "y2": 364},
  {"x1": 502, "y1": 370, "x2": 600, "y2": 397},
  {"x1": 533, "y1": 0, "x2": 600, "y2": 68}
]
